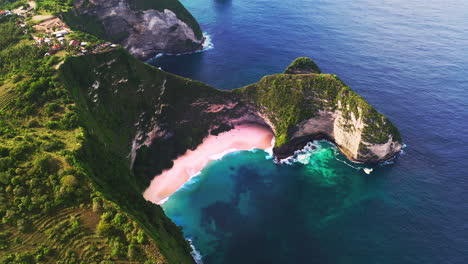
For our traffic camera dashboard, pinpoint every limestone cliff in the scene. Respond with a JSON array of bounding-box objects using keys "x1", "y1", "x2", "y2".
[
  {"x1": 64, "y1": 0, "x2": 204, "y2": 60},
  {"x1": 61, "y1": 51, "x2": 402, "y2": 197},
  {"x1": 237, "y1": 57, "x2": 403, "y2": 163}
]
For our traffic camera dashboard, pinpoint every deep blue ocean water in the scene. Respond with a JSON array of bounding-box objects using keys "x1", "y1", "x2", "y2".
[{"x1": 151, "y1": 0, "x2": 468, "y2": 263}]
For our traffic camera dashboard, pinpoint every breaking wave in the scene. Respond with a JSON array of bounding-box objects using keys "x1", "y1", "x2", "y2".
[
  {"x1": 279, "y1": 140, "x2": 374, "y2": 174},
  {"x1": 188, "y1": 238, "x2": 204, "y2": 264},
  {"x1": 148, "y1": 32, "x2": 214, "y2": 62}
]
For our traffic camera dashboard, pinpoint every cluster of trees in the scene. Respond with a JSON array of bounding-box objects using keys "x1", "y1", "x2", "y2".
[
  {"x1": 0, "y1": 0, "x2": 28, "y2": 11},
  {"x1": 0, "y1": 142, "x2": 90, "y2": 229},
  {"x1": 36, "y1": 0, "x2": 74, "y2": 15},
  {"x1": 93, "y1": 197, "x2": 150, "y2": 261},
  {"x1": 0, "y1": 17, "x2": 25, "y2": 50}
]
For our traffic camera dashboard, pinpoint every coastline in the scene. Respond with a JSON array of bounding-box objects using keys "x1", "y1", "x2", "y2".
[{"x1": 143, "y1": 124, "x2": 274, "y2": 204}]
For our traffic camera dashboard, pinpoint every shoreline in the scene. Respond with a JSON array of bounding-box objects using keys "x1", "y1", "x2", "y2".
[{"x1": 143, "y1": 124, "x2": 274, "y2": 204}]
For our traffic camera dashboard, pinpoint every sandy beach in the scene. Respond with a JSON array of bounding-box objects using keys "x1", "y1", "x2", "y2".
[{"x1": 143, "y1": 124, "x2": 274, "y2": 204}]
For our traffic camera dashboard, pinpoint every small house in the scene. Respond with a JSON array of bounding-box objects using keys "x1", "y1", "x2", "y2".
[
  {"x1": 50, "y1": 45, "x2": 63, "y2": 52},
  {"x1": 0, "y1": 10, "x2": 12, "y2": 16},
  {"x1": 53, "y1": 30, "x2": 70, "y2": 36},
  {"x1": 69, "y1": 40, "x2": 79, "y2": 46}
]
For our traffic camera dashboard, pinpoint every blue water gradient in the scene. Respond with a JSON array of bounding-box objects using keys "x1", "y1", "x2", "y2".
[{"x1": 154, "y1": 0, "x2": 468, "y2": 263}]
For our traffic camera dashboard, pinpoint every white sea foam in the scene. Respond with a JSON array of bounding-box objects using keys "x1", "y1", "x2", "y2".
[
  {"x1": 263, "y1": 137, "x2": 275, "y2": 159},
  {"x1": 147, "y1": 32, "x2": 214, "y2": 62},
  {"x1": 278, "y1": 140, "x2": 378, "y2": 174},
  {"x1": 188, "y1": 239, "x2": 204, "y2": 264},
  {"x1": 209, "y1": 148, "x2": 238, "y2": 160},
  {"x1": 158, "y1": 197, "x2": 170, "y2": 204},
  {"x1": 279, "y1": 141, "x2": 320, "y2": 165}
]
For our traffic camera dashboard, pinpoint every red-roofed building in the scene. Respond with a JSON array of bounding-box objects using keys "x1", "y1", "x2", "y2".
[
  {"x1": 0, "y1": 10, "x2": 12, "y2": 16},
  {"x1": 69, "y1": 40, "x2": 79, "y2": 46}
]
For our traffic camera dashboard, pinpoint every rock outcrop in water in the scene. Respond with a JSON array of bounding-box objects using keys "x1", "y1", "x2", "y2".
[{"x1": 64, "y1": 0, "x2": 204, "y2": 60}]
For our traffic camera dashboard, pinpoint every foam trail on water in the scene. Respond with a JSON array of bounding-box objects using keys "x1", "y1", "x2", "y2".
[
  {"x1": 278, "y1": 140, "x2": 375, "y2": 174},
  {"x1": 264, "y1": 137, "x2": 275, "y2": 159},
  {"x1": 188, "y1": 238, "x2": 204, "y2": 264}
]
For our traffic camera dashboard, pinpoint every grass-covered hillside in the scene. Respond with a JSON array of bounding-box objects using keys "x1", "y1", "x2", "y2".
[
  {"x1": 0, "y1": 13, "x2": 193, "y2": 264},
  {"x1": 59, "y1": 49, "x2": 238, "y2": 188}
]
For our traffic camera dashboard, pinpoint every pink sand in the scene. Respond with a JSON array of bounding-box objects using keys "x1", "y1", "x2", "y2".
[{"x1": 143, "y1": 124, "x2": 274, "y2": 204}]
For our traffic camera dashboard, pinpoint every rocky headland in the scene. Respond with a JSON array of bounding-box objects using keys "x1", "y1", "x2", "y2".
[
  {"x1": 64, "y1": 0, "x2": 204, "y2": 60},
  {"x1": 60, "y1": 51, "x2": 402, "y2": 194}
]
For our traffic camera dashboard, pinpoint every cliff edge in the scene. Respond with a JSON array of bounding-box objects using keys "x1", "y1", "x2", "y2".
[
  {"x1": 237, "y1": 57, "x2": 403, "y2": 163},
  {"x1": 61, "y1": 51, "x2": 402, "y2": 194},
  {"x1": 63, "y1": 0, "x2": 204, "y2": 60}
]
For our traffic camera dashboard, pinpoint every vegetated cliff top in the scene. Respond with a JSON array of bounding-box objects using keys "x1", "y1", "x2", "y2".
[
  {"x1": 0, "y1": 16, "x2": 192, "y2": 264},
  {"x1": 237, "y1": 59, "x2": 402, "y2": 149},
  {"x1": 284, "y1": 57, "x2": 322, "y2": 74},
  {"x1": 61, "y1": 48, "x2": 401, "y2": 172}
]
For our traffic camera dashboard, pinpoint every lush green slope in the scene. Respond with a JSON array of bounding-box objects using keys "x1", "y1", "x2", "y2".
[
  {"x1": 0, "y1": 16, "x2": 192, "y2": 264},
  {"x1": 59, "y1": 49, "x2": 233, "y2": 188}
]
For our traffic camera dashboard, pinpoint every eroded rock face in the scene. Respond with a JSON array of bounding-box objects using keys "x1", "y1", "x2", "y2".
[
  {"x1": 73, "y1": 0, "x2": 204, "y2": 60},
  {"x1": 274, "y1": 108, "x2": 402, "y2": 163},
  {"x1": 62, "y1": 50, "x2": 402, "y2": 190},
  {"x1": 236, "y1": 58, "x2": 403, "y2": 164}
]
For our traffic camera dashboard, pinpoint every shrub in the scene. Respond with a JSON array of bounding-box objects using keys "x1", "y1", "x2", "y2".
[
  {"x1": 96, "y1": 219, "x2": 114, "y2": 237},
  {"x1": 45, "y1": 102, "x2": 60, "y2": 115},
  {"x1": 42, "y1": 139, "x2": 65, "y2": 152},
  {"x1": 27, "y1": 119, "x2": 40, "y2": 128},
  {"x1": 61, "y1": 175, "x2": 78, "y2": 187},
  {"x1": 60, "y1": 111, "x2": 79, "y2": 129},
  {"x1": 46, "y1": 121, "x2": 60, "y2": 129}
]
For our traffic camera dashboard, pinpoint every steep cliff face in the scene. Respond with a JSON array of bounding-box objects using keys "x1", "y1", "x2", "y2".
[
  {"x1": 66, "y1": 0, "x2": 204, "y2": 60},
  {"x1": 62, "y1": 52, "x2": 402, "y2": 195},
  {"x1": 235, "y1": 57, "x2": 403, "y2": 163}
]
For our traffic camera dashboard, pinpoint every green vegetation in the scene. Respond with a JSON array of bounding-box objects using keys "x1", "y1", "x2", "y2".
[
  {"x1": 0, "y1": 15, "x2": 191, "y2": 263},
  {"x1": 235, "y1": 71, "x2": 401, "y2": 147},
  {"x1": 0, "y1": 16, "x2": 25, "y2": 50},
  {"x1": 284, "y1": 57, "x2": 321, "y2": 74},
  {"x1": 0, "y1": 6, "x2": 401, "y2": 261},
  {"x1": 36, "y1": 0, "x2": 73, "y2": 15},
  {"x1": 62, "y1": 12, "x2": 109, "y2": 41},
  {"x1": 0, "y1": 0, "x2": 28, "y2": 10}
]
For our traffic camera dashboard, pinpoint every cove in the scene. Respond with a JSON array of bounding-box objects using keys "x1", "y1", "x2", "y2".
[
  {"x1": 149, "y1": 0, "x2": 468, "y2": 263},
  {"x1": 143, "y1": 124, "x2": 274, "y2": 204}
]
